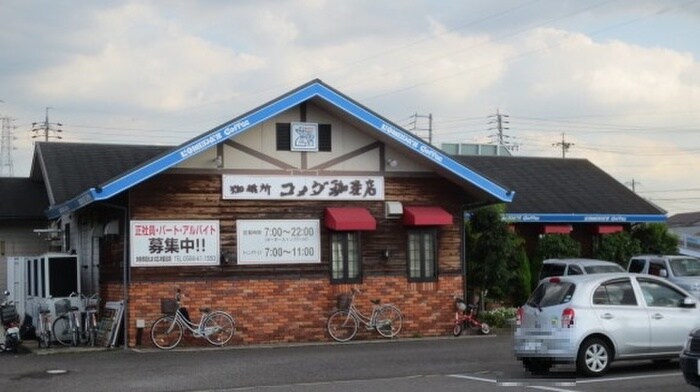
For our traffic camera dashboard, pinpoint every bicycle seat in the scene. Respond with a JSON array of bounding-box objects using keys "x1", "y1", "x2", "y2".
[
  {"x1": 467, "y1": 304, "x2": 476, "y2": 310},
  {"x1": 70, "y1": 306, "x2": 80, "y2": 311},
  {"x1": 370, "y1": 299, "x2": 381, "y2": 305},
  {"x1": 39, "y1": 308, "x2": 51, "y2": 314},
  {"x1": 199, "y1": 307, "x2": 211, "y2": 313},
  {"x1": 86, "y1": 305, "x2": 98, "y2": 311}
]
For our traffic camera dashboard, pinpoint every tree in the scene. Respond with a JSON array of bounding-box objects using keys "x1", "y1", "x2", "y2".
[
  {"x1": 466, "y1": 205, "x2": 530, "y2": 308},
  {"x1": 594, "y1": 231, "x2": 641, "y2": 266},
  {"x1": 631, "y1": 223, "x2": 678, "y2": 255}
]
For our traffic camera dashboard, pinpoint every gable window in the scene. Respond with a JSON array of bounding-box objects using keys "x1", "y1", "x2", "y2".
[
  {"x1": 331, "y1": 232, "x2": 361, "y2": 283},
  {"x1": 276, "y1": 123, "x2": 331, "y2": 151},
  {"x1": 407, "y1": 229, "x2": 437, "y2": 282}
]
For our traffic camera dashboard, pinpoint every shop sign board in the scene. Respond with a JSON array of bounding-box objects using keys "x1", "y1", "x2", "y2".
[
  {"x1": 290, "y1": 122, "x2": 318, "y2": 151},
  {"x1": 131, "y1": 220, "x2": 220, "y2": 267},
  {"x1": 236, "y1": 219, "x2": 320, "y2": 264},
  {"x1": 223, "y1": 175, "x2": 384, "y2": 200}
]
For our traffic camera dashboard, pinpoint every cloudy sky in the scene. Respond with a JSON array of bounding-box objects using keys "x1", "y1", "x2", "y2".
[{"x1": 1, "y1": 0, "x2": 698, "y2": 216}]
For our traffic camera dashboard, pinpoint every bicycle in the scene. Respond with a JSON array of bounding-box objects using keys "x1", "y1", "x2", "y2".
[
  {"x1": 150, "y1": 289, "x2": 235, "y2": 350},
  {"x1": 327, "y1": 288, "x2": 402, "y2": 342},
  {"x1": 83, "y1": 294, "x2": 100, "y2": 347},
  {"x1": 36, "y1": 298, "x2": 53, "y2": 348},
  {"x1": 452, "y1": 296, "x2": 490, "y2": 336},
  {"x1": 52, "y1": 293, "x2": 82, "y2": 346}
]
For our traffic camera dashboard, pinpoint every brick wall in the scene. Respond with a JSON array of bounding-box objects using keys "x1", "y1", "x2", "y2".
[{"x1": 123, "y1": 275, "x2": 462, "y2": 347}]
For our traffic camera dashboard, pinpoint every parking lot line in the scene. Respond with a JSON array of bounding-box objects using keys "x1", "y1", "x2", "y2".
[{"x1": 575, "y1": 372, "x2": 681, "y2": 384}]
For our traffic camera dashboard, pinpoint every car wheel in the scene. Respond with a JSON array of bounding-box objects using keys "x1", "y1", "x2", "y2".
[
  {"x1": 577, "y1": 337, "x2": 611, "y2": 377},
  {"x1": 523, "y1": 358, "x2": 552, "y2": 375}
]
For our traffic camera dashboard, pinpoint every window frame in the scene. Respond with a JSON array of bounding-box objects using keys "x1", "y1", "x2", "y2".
[
  {"x1": 330, "y1": 231, "x2": 362, "y2": 284},
  {"x1": 406, "y1": 229, "x2": 438, "y2": 282},
  {"x1": 276, "y1": 123, "x2": 331, "y2": 152}
]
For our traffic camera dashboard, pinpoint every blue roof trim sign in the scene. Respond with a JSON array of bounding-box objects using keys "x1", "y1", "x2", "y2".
[
  {"x1": 503, "y1": 213, "x2": 667, "y2": 223},
  {"x1": 47, "y1": 80, "x2": 513, "y2": 218}
]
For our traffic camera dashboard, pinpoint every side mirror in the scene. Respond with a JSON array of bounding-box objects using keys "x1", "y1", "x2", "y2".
[
  {"x1": 681, "y1": 297, "x2": 697, "y2": 308},
  {"x1": 2, "y1": 290, "x2": 9, "y2": 297},
  {"x1": 659, "y1": 269, "x2": 668, "y2": 278}
]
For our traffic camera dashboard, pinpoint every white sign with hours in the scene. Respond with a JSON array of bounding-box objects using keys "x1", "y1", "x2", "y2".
[{"x1": 236, "y1": 220, "x2": 320, "y2": 264}]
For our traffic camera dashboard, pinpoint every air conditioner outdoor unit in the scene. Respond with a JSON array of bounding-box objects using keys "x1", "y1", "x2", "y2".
[{"x1": 385, "y1": 201, "x2": 403, "y2": 219}]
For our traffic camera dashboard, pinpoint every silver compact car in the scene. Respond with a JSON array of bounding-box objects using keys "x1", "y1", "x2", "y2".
[{"x1": 514, "y1": 273, "x2": 700, "y2": 377}]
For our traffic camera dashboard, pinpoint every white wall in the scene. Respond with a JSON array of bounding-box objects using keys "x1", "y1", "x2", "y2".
[{"x1": 0, "y1": 220, "x2": 49, "y2": 292}]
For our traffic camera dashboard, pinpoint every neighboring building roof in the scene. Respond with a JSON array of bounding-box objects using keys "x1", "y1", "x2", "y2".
[
  {"x1": 668, "y1": 212, "x2": 700, "y2": 227},
  {"x1": 454, "y1": 155, "x2": 666, "y2": 223},
  {"x1": 44, "y1": 79, "x2": 515, "y2": 218},
  {"x1": 31, "y1": 142, "x2": 172, "y2": 206},
  {"x1": 0, "y1": 178, "x2": 49, "y2": 219}
]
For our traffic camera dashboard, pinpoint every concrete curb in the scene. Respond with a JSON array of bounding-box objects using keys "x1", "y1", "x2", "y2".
[{"x1": 22, "y1": 328, "x2": 512, "y2": 355}]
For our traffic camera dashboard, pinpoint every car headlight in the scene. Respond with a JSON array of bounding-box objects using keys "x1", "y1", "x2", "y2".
[
  {"x1": 684, "y1": 335, "x2": 694, "y2": 353},
  {"x1": 685, "y1": 328, "x2": 700, "y2": 353}
]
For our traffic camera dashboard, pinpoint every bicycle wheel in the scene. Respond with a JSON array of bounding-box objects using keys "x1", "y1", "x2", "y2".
[
  {"x1": 52, "y1": 315, "x2": 73, "y2": 346},
  {"x1": 452, "y1": 322, "x2": 463, "y2": 337},
  {"x1": 151, "y1": 316, "x2": 183, "y2": 350},
  {"x1": 203, "y1": 311, "x2": 235, "y2": 346},
  {"x1": 479, "y1": 322, "x2": 490, "y2": 335},
  {"x1": 375, "y1": 305, "x2": 402, "y2": 338},
  {"x1": 327, "y1": 310, "x2": 358, "y2": 342}
]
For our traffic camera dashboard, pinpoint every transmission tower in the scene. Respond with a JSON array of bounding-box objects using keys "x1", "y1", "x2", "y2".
[
  {"x1": 487, "y1": 109, "x2": 518, "y2": 151},
  {"x1": 553, "y1": 133, "x2": 574, "y2": 158},
  {"x1": 31, "y1": 107, "x2": 63, "y2": 142},
  {"x1": 406, "y1": 113, "x2": 433, "y2": 144},
  {"x1": 0, "y1": 116, "x2": 16, "y2": 176}
]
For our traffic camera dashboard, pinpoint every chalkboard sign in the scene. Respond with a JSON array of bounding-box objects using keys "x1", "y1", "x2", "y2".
[{"x1": 96, "y1": 301, "x2": 124, "y2": 347}]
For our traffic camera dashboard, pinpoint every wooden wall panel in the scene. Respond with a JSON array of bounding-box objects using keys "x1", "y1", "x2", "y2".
[{"x1": 127, "y1": 173, "x2": 469, "y2": 282}]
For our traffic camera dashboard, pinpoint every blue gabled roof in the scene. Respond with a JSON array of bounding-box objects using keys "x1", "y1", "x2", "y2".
[{"x1": 47, "y1": 79, "x2": 513, "y2": 218}]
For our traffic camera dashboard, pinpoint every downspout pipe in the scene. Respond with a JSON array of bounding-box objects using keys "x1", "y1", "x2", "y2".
[{"x1": 100, "y1": 202, "x2": 129, "y2": 351}]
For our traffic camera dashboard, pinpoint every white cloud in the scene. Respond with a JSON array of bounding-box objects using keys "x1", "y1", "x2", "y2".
[{"x1": 26, "y1": 3, "x2": 265, "y2": 111}]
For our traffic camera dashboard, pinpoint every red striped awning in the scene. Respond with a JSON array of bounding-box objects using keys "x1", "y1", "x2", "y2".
[
  {"x1": 402, "y1": 206, "x2": 453, "y2": 226},
  {"x1": 324, "y1": 208, "x2": 377, "y2": 231},
  {"x1": 596, "y1": 225, "x2": 623, "y2": 234},
  {"x1": 543, "y1": 225, "x2": 573, "y2": 234}
]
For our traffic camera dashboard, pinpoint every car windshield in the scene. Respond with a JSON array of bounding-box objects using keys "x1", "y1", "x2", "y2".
[
  {"x1": 526, "y1": 281, "x2": 575, "y2": 309},
  {"x1": 668, "y1": 258, "x2": 700, "y2": 277},
  {"x1": 584, "y1": 264, "x2": 625, "y2": 274}
]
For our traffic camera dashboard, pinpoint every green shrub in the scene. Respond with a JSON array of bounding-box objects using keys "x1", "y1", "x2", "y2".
[{"x1": 479, "y1": 307, "x2": 517, "y2": 328}]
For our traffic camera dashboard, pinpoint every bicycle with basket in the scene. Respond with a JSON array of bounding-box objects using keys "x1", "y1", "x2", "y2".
[
  {"x1": 327, "y1": 288, "x2": 402, "y2": 342},
  {"x1": 150, "y1": 289, "x2": 235, "y2": 350}
]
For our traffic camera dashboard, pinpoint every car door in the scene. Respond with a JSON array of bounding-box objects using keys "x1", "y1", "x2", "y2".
[
  {"x1": 636, "y1": 277, "x2": 700, "y2": 354},
  {"x1": 591, "y1": 277, "x2": 650, "y2": 356}
]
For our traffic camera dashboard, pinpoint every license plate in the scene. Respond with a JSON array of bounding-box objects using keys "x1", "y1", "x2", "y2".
[{"x1": 524, "y1": 340, "x2": 542, "y2": 351}]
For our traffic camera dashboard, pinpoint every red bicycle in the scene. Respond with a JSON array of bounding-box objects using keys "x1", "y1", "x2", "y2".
[{"x1": 452, "y1": 296, "x2": 490, "y2": 336}]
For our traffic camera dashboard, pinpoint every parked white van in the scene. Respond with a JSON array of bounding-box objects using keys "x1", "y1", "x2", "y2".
[{"x1": 627, "y1": 255, "x2": 700, "y2": 298}]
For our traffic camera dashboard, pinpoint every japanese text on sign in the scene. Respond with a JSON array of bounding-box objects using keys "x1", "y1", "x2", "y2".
[
  {"x1": 131, "y1": 220, "x2": 220, "y2": 267},
  {"x1": 236, "y1": 220, "x2": 320, "y2": 264},
  {"x1": 222, "y1": 175, "x2": 384, "y2": 200}
]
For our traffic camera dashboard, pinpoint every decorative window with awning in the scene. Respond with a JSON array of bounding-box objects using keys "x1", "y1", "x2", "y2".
[{"x1": 324, "y1": 207, "x2": 376, "y2": 284}]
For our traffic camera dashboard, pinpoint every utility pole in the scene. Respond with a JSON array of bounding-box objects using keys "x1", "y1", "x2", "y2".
[
  {"x1": 31, "y1": 107, "x2": 63, "y2": 142},
  {"x1": 487, "y1": 109, "x2": 518, "y2": 152},
  {"x1": 626, "y1": 179, "x2": 640, "y2": 192},
  {"x1": 407, "y1": 113, "x2": 433, "y2": 144},
  {"x1": 0, "y1": 116, "x2": 16, "y2": 177},
  {"x1": 553, "y1": 133, "x2": 574, "y2": 158}
]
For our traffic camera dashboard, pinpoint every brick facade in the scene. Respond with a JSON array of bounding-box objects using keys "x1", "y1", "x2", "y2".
[{"x1": 114, "y1": 275, "x2": 461, "y2": 347}]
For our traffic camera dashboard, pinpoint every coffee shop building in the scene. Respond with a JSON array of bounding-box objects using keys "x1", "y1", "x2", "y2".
[{"x1": 36, "y1": 80, "x2": 514, "y2": 346}]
